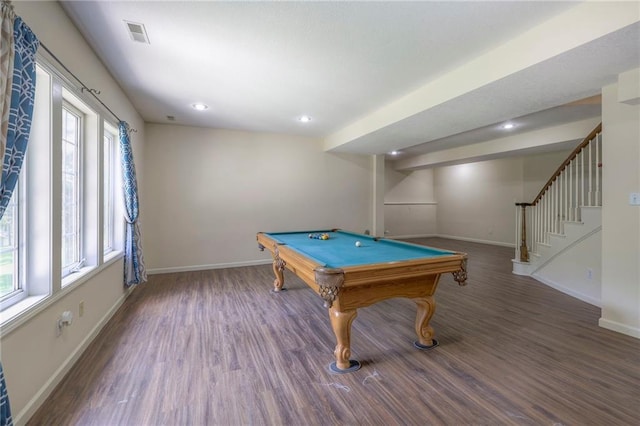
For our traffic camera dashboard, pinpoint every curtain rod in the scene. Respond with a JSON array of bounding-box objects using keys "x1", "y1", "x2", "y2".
[
  {"x1": 4, "y1": 0, "x2": 136, "y2": 132},
  {"x1": 39, "y1": 42, "x2": 137, "y2": 133}
]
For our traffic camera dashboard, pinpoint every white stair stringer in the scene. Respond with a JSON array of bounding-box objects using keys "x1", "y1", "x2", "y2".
[{"x1": 513, "y1": 206, "x2": 601, "y2": 276}]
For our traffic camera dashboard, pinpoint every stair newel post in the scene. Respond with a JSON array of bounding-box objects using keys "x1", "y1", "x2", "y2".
[{"x1": 515, "y1": 203, "x2": 531, "y2": 262}]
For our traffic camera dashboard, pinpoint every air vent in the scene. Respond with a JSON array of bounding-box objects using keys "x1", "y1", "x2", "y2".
[{"x1": 124, "y1": 20, "x2": 150, "y2": 44}]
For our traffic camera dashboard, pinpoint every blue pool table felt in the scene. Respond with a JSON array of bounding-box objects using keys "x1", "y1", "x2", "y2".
[{"x1": 265, "y1": 230, "x2": 452, "y2": 269}]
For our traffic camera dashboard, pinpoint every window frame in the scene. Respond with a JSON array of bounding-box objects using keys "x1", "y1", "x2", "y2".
[
  {"x1": 0, "y1": 175, "x2": 26, "y2": 309},
  {"x1": 61, "y1": 101, "x2": 85, "y2": 278},
  {"x1": 0, "y1": 53, "x2": 126, "y2": 327},
  {"x1": 103, "y1": 126, "x2": 117, "y2": 255}
]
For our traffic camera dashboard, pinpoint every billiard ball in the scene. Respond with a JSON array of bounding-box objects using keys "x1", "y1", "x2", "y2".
[{"x1": 355, "y1": 241, "x2": 361, "y2": 247}]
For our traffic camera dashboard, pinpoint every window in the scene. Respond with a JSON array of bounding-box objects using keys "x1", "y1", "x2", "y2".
[
  {"x1": 0, "y1": 187, "x2": 21, "y2": 302},
  {"x1": 103, "y1": 127, "x2": 116, "y2": 254},
  {"x1": 61, "y1": 104, "x2": 83, "y2": 277},
  {"x1": 0, "y1": 57, "x2": 125, "y2": 322}
]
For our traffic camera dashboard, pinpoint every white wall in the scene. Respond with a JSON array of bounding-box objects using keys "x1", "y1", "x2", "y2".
[
  {"x1": 385, "y1": 151, "x2": 573, "y2": 243},
  {"x1": 522, "y1": 150, "x2": 571, "y2": 201},
  {"x1": 534, "y1": 230, "x2": 602, "y2": 306},
  {"x1": 434, "y1": 158, "x2": 524, "y2": 246},
  {"x1": 384, "y1": 166, "x2": 436, "y2": 237},
  {"x1": 2, "y1": 262, "x2": 128, "y2": 424},
  {"x1": 4, "y1": 3, "x2": 146, "y2": 424},
  {"x1": 386, "y1": 166, "x2": 435, "y2": 201},
  {"x1": 600, "y1": 73, "x2": 640, "y2": 338},
  {"x1": 143, "y1": 124, "x2": 372, "y2": 272}
]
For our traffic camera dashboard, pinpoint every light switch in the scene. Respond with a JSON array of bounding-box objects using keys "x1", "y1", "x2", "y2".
[{"x1": 630, "y1": 193, "x2": 640, "y2": 206}]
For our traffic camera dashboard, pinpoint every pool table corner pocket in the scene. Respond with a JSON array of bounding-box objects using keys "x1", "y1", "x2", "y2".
[
  {"x1": 452, "y1": 256, "x2": 468, "y2": 286},
  {"x1": 314, "y1": 267, "x2": 345, "y2": 308}
]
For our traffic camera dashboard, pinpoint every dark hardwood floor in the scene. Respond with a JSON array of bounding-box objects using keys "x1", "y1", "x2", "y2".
[{"x1": 28, "y1": 238, "x2": 640, "y2": 425}]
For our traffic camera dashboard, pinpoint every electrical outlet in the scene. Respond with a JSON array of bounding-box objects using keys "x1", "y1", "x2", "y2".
[
  {"x1": 587, "y1": 268, "x2": 593, "y2": 280},
  {"x1": 56, "y1": 311, "x2": 73, "y2": 337},
  {"x1": 79, "y1": 301, "x2": 84, "y2": 317}
]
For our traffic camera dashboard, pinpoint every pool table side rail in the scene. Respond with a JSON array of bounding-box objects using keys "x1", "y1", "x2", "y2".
[
  {"x1": 264, "y1": 229, "x2": 456, "y2": 257},
  {"x1": 339, "y1": 254, "x2": 467, "y2": 287},
  {"x1": 381, "y1": 236, "x2": 457, "y2": 255},
  {"x1": 257, "y1": 232, "x2": 325, "y2": 290},
  {"x1": 257, "y1": 232, "x2": 467, "y2": 290},
  {"x1": 264, "y1": 229, "x2": 341, "y2": 244}
]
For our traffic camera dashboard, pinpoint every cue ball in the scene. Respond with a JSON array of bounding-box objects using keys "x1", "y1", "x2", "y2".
[{"x1": 355, "y1": 241, "x2": 361, "y2": 247}]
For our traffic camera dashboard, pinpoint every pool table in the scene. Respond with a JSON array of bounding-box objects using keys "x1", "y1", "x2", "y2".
[{"x1": 256, "y1": 229, "x2": 468, "y2": 373}]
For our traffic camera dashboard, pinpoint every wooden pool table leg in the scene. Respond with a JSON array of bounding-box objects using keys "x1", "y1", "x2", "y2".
[
  {"x1": 271, "y1": 257, "x2": 285, "y2": 291},
  {"x1": 413, "y1": 296, "x2": 439, "y2": 349},
  {"x1": 328, "y1": 307, "x2": 361, "y2": 373},
  {"x1": 270, "y1": 246, "x2": 286, "y2": 292}
]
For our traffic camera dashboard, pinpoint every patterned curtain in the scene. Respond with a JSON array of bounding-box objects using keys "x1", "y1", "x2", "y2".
[
  {"x1": 0, "y1": 2, "x2": 39, "y2": 425},
  {"x1": 0, "y1": 3, "x2": 38, "y2": 218},
  {"x1": 119, "y1": 121, "x2": 147, "y2": 286},
  {"x1": 0, "y1": 364, "x2": 9, "y2": 426},
  {"x1": 0, "y1": 2, "x2": 13, "y2": 170}
]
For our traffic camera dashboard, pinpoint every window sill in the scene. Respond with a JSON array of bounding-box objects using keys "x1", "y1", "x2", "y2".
[
  {"x1": 0, "y1": 251, "x2": 124, "y2": 336},
  {"x1": 61, "y1": 252, "x2": 124, "y2": 289},
  {"x1": 62, "y1": 265, "x2": 96, "y2": 288},
  {"x1": 0, "y1": 294, "x2": 49, "y2": 333},
  {"x1": 104, "y1": 250, "x2": 121, "y2": 264}
]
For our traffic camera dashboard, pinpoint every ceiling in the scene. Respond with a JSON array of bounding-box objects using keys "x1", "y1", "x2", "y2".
[{"x1": 60, "y1": 1, "x2": 639, "y2": 162}]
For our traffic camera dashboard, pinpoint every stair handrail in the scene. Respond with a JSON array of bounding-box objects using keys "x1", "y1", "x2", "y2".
[
  {"x1": 530, "y1": 123, "x2": 602, "y2": 206},
  {"x1": 514, "y1": 122, "x2": 602, "y2": 263}
]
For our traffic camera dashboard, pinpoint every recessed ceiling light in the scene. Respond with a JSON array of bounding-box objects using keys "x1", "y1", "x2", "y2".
[
  {"x1": 298, "y1": 115, "x2": 312, "y2": 123},
  {"x1": 390, "y1": 151, "x2": 399, "y2": 156},
  {"x1": 502, "y1": 123, "x2": 515, "y2": 130},
  {"x1": 192, "y1": 103, "x2": 208, "y2": 111}
]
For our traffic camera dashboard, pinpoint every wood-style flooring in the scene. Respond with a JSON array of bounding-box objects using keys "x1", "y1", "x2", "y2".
[{"x1": 28, "y1": 238, "x2": 640, "y2": 425}]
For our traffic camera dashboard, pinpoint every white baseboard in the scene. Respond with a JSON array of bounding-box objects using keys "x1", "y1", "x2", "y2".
[
  {"x1": 14, "y1": 286, "x2": 135, "y2": 426},
  {"x1": 147, "y1": 259, "x2": 272, "y2": 275},
  {"x1": 598, "y1": 318, "x2": 640, "y2": 339},
  {"x1": 435, "y1": 234, "x2": 515, "y2": 248},
  {"x1": 531, "y1": 273, "x2": 601, "y2": 307},
  {"x1": 511, "y1": 259, "x2": 534, "y2": 276},
  {"x1": 386, "y1": 233, "x2": 438, "y2": 239},
  {"x1": 389, "y1": 234, "x2": 514, "y2": 248}
]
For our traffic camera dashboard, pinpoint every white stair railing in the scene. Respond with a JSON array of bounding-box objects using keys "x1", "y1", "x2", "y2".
[{"x1": 515, "y1": 124, "x2": 602, "y2": 262}]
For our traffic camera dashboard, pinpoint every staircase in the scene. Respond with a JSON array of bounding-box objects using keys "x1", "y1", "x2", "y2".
[{"x1": 512, "y1": 124, "x2": 602, "y2": 284}]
